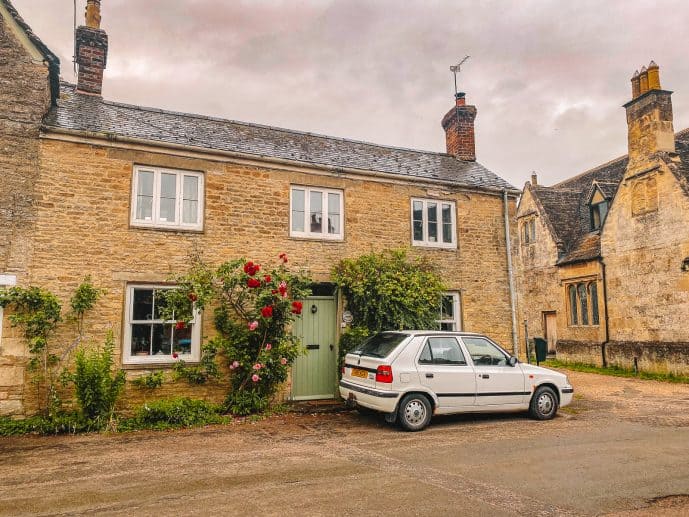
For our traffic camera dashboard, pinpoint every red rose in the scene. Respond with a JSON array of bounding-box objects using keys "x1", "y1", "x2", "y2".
[
  {"x1": 261, "y1": 305, "x2": 274, "y2": 318},
  {"x1": 271, "y1": 289, "x2": 278, "y2": 295},
  {"x1": 264, "y1": 275, "x2": 272, "y2": 283},
  {"x1": 247, "y1": 278, "x2": 261, "y2": 288},
  {"x1": 175, "y1": 321, "x2": 186, "y2": 330},
  {"x1": 172, "y1": 352, "x2": 179, "y2": 359},
  {"x1": 291, "y1": 301, "x2": 303, "y2": 315},
  {"x1": 188, "y1": 293, "x2": 198, "y2": 302},
  {"x1": 243, "y1": 261, "x2": 260, "y2": 276},
  {"x1": 279, "y1": 253, "x2": 288, "y2": 263}
]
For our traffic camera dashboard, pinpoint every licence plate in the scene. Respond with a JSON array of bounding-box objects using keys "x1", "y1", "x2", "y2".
[{"x1": 351, "y1": 368, "x2": 369, "y2": 379}]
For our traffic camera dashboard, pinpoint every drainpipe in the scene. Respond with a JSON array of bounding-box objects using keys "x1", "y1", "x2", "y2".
[
  {"x1": 503, "y1": 190, "x2": 519, "y2": 356},
  {"x1": 599, "y1": 257, "x2": 610, "y2": 367}
]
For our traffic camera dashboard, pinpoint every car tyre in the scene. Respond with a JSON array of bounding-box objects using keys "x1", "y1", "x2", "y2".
[
  {"x1": 398, "y1": 393, "x2": 432, "y2": 431},
  {"x1": 529, "y1": 386, "x2": 558, "y2": 420}
]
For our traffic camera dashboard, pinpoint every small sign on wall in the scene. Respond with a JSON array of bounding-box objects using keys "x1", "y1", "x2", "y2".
[{"x1": 0, "y1": 274, "x2": 17, "y2": 286}]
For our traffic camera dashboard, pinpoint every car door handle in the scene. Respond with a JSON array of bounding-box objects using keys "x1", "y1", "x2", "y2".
[
  {"x1": 480, "y1": 374, "x2": 490, "y2": 379},
  {"x1": 425, "y1": 373, "x2": 434, "y2": 378}
]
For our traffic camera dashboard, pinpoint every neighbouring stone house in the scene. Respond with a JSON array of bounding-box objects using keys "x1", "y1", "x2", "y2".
[
  {"x1": 516, "y1": 62, "x2": 689, "y2": 373},
  {"x1": 0, "y1": 1, "x2": 520, "y2": 416}
]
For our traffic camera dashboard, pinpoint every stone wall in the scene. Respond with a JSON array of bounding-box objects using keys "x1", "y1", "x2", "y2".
[
  {"x1": 606, "y1": 341, "x2": 689, "y2": 375},
  {"x1": 0, "y1": 10, "x2": 52, "y2": 416},
  {"x1": 3, "y1": 137, "x2": 517, "y2": 415}
]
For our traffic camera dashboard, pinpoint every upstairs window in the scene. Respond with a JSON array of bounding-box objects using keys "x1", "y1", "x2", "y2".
[
  {"x1": 590, "y1": 200, "x2": 608, "y2": 231},
  {"x1": 522, "y1": 218, "x2": 536, "y2": 245},
  {"x1": 411, "y1": 198, "x2": 456, "y2": 248},
  {"x1": 290, "y1": 186, "x2": 344, "y2": 240},
  {"x1": 131, "y1": 166, "x2": 204, "y2": 231},
  {"x1": 437, "y1": 292, "x2": 462, "y2": 331}
]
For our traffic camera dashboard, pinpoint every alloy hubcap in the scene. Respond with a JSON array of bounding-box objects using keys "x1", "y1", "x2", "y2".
[
  {"x1": 405, "y1": 400, "x2": 426, "y2": 425},
  {"x1": 537, "y1": 393, "x2": 553, "y2": 414}
]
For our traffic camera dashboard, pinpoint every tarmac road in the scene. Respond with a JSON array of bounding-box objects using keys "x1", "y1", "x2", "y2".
[{"x1": 1, "y1": 369, "x2": 689, "y2": 516}]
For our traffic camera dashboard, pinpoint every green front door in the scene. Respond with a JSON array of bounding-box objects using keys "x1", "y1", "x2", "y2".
[{"x1": 291, "y1": 296, "x2": 337, "y2": 400}]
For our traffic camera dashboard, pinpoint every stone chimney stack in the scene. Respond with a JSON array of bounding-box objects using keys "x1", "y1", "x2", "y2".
[
  {"x1": 441, "y1": 92, "x2": 477, "y2": 161},
  {"x1": 76, "y1": 0, "x2": 108, "y2": 95},
  {"x1": 624, "y1": 61, "x2": 675, "y2": 167}
]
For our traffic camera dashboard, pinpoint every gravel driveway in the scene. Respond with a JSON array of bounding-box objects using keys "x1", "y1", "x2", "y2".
[{"x1": 1, "y1": 369, "x2": 689, "y2": 516}]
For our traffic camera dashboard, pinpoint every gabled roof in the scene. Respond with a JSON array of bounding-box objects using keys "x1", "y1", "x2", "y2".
[
  {"x1": 43, "y1": 84, "x2": 518, "y2": 193},
  {"x1": 529, "y1": 129, "x2": 689, "y2": 266},
  {"x1": 0, "y1": 0, "x2": 60, "y2": 104}
]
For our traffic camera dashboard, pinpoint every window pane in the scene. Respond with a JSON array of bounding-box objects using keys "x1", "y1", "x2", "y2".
[
  {"x1": 291, "y1": 189, "x2": 305, "y2": 232},
  {"x1": 159, "y1": 173, "x2": 177, "y2": 222},
  {"x1": 442, "y1": 204, "x2": 453, "y2": 243},
  {"x1": 463, "y1": 337, "x2": 508, "y2": 366},
  {"x1": 173, "y1": 324, "x2": 193, "y2": 354},
  {"x1": 136, "y1": 171, "x2": 154, "y2": 221},
  {"x1": 413, "y1": 201, "x2": 424, "y2": 241},
  {"x1": 152, "y1": 324, "x2": 172, "y2": 355},
  {"x1": 441, "y1": 295, "x2": 454, "y2": 320},
  {"x1": 418, "y1": 343, "x2": 433, "y2": 364},
  {"x1": 569, "y1": 285, "x2": 578, "y2": 325},
  {"x1": 578, "y1": 283, "x2": 589, "y2": 325},
  {"x1": 590, "y1": 283, "x2": 600, "y2": 326},
  {"x1": 327, "y1": 192, "x2": 340, "y2": 235},
  {"x1": 428, "y1": 337, "x2": 465, "y2": 365},
  {"x1": 427, "y1": 203, "x2": 438, "y2": 242},
  {"x1": 440, "y1": 322, "x2": 454, "y2": 331},
  {"x1": 310, "y1": 190, "x2": 322, "y2": 233},
  {"x1": 182, "y1": 176, "x2": 199, "y2": 224},
  {"x1": 131, "y1": 324, "x2": 152, "y2": 356},
  {"x1": 133, "y1": 289, "x2": 154, "y2": 320}
]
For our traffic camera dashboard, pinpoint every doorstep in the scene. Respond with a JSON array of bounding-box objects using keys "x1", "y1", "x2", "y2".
[{"x1": 288, "y1": 399, "x2": 349, "y2": 414}]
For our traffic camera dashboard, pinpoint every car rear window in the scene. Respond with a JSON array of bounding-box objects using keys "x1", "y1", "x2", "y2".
[{"x1": 353, "y1": 332, "x2": 409, "y2": 358}]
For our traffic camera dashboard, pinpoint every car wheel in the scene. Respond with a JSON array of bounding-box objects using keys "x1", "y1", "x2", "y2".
[
  {"x1": 529, "y1": 386, "x2": 558, "y2": 420},
  {"x1": 398, "y1": 393, "x2": 432, "y2": 431}
]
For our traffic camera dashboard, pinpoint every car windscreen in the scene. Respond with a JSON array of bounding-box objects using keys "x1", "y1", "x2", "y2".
[{"x1": 352, "y1": 332, "x2": 409, "y2": 358}]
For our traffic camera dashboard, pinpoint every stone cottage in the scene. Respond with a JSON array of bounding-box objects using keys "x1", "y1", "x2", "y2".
[
  {"x1": 0, "y1": 0, "x2": 520, "y2": 416},
  {"x1": 516, "y1": 62, "x2": 689, "y2": 373}
]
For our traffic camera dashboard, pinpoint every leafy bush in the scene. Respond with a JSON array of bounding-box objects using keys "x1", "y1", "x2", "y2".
[
  {"x1": 332, "y1": 249, "x2": 446, "y2": 332},
  {"x1": 159, "y1": 255, "x2": 311, "y2": 415},
  {"x1": 0, "y1": 414, "x2": 88, "y2": 436},
  {"x1": 338, "y1": 326, "x2": 370, "y2": 374},
  {"x1": 119, "y1": 397, "x2": 229, "y2": 431},
  {"x1": 68, "y1": 331, "x2": 126, "y2": 430},
  {"x1": 132, "y1": 371, "x2": 165, "y2": 390},
  {"x1": 173, "y1": 342, "x2": 219, "y2": 385}
]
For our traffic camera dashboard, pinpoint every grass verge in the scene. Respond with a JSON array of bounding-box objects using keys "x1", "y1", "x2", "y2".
[{"x1": 543, "y1": 359, "x2": 689, "y2": 384}]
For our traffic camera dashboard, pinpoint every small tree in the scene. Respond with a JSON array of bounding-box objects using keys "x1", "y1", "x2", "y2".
[
  {"x1": 159, "y1": 254, "x2": 311, "y2": 415},
  {"x1": 332, "y1": 249, "x2": 446, "y2": 362}
]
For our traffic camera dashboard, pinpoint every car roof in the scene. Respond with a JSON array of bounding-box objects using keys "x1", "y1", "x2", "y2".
[{"x1": 379, "y1": 330, "x2": 486, "y2": 337}]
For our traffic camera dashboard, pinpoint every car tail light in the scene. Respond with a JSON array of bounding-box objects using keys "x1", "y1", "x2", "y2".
[
  {"x1": 376, "y1": 365, "x2": 393, "y2": 383},
  {"x1": 341, "y1": 366, "x2": 345, "y2": 376}
]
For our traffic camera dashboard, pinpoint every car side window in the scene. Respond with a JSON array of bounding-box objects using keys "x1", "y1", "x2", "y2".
[
  {"x1": 462, "y1": 337, "x2": 508, "y2": 366},
  {"x1": 418, "y1": 337, "x2": 467, "y2": 365}
]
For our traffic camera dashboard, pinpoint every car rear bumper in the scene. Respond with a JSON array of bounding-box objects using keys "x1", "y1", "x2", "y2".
[{"x1": 339, "y1": 380, "x2": 400, "y2": 413}]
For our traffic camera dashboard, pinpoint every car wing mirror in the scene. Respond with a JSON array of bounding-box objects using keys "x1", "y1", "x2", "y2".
[{"x1": 508, "y1": 356, "x2": 518, "y2": 367}]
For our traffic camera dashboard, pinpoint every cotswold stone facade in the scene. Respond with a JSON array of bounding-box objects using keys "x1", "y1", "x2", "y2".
[
  {"x1": 516, "y1": 63, "x2": 689, "y2": 374},
  {"x1": 0, "y1": 1, "x2": 519, "y2": 416}
]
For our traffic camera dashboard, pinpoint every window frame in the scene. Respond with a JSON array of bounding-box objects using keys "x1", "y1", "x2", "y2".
[
  {"x1": 123, "y1": 284, "x2": 202, "y2": 365},
  {"x1": 522, "y1": 218, "x2": 536, "y2": 245},
  {"x1": 418, "y1": 337, "x2": 468, "y2": 366},
  {"x1": 410, "y1": 198, "x2": 457, "y2": 249},
  {"x1": 437, "y1": 292, "x2": 462, "y2": 331},
  {"x1": 130, "y1": 165, "x2": 205, "y2": 231},
  {"x1": 460, "y1": 336, "x2": 510, "y2": 367},
  {"x1": 566, "y1": 280, "x2": 600, "y2": 328},
  {"x1": 289, "y1": 185, "x2": 344, "y2": 240}
]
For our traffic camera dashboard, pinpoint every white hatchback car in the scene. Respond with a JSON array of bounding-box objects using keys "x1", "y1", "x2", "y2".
[{"x1": 340, "y1": 331, "x2": 574, "y2": 431}]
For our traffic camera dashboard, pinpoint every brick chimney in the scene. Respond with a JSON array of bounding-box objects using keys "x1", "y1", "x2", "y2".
[
  {"x1": 623, "y1": 61, "x2": 675, "y2": 167},
  {"x1": 76, "y1": 0, "x2": 108, "y2": 95},
  {"x1": 441, "y1": 92, "x2": 477, "y2": 161}
]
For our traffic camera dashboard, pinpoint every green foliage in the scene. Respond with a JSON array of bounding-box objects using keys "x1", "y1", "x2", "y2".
[
  {"x1": 132, "y1": 371, "x2": 165, "y2": 390},
  {"x1": 173, "y1": 342, "x2": 219, "y2": 385},
  {"x1": 0, "y1": 413, "x2": 88, "y2": 436},
  {"x1": 67, "y1": 331, "x2": 126, "y2": 430},
  {"x1": 159, "y1": 255, "x2": 311, "y2": 415},
  {"x1": 69, "y1": 276, "x2": 105, "y2": 331},
  {"x1": 338, "y1": 326, "x2": 370, "y2": 374},
  {"x1": 544, "y1": 360, "x2": 689, "y2": 384},
  {"x1": 332, "y1": 249, "x2": 446, "y2": 332},
  {"x1": 118, "y1": 397, "x2": 229, "y2": 431}
]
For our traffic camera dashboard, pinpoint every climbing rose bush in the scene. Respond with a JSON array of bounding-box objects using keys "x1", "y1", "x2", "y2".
[{"x1": 158, "y1": 255, "x2": 310, "y2": 415}]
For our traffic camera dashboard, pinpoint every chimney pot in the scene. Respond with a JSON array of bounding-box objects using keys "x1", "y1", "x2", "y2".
[
  {"x1": 631, "y1": 70, "x2": 641, "y2": 98},
  {"x1": 531, "y1": 172, "x2": 538, "y2": 186},
  {"x1": 639, "y1": 65, "x2": 649, "y2": 94},
  {"x1": 647, "y1": 60, "x2": 661, "y2": 91},
  {"x1": 455, "y1": 92, "x2": 466, "y2": 106}
]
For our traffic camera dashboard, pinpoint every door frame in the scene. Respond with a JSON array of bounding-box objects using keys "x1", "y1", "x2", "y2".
[{"x1": 542, "y1": 311, "x2": 557, "y2": 354}]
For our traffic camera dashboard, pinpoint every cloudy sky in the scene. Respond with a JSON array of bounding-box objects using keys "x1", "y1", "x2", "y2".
[{"x1": 12, "y1": 0, "x2": 689, "y2": 187}]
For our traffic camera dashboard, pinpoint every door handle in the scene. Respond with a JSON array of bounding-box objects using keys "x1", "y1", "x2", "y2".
[
  {"x1": 480, "y1": 374, "x2": 490, "y2": 379},
  {"x1": 425, "y1": 373, "x2": 434, "y2": 378},
  {"x1": 307, "y1": 344, "x2": 320, "y2": 350}
]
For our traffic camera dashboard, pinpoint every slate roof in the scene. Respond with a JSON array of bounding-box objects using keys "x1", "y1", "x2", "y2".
[
  {"x1": 0, "y1": 0, "x2": 60, "y2": 104},
  {"x1": 529, "y1": 130, "x2": 689, "y2": 265},
  {"x1": 42, "y1": 84, "x2": 517, "y2": 193}
]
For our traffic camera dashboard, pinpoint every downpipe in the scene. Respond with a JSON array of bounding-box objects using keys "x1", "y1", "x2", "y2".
[{"x1": 503, "y1": 189, "x2": 519, "y2": 357}]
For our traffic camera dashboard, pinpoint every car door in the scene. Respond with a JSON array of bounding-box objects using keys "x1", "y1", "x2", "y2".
[
  {"x1": 460, "y1": 336, "x2": 527, "y2": 406},
  {"x1": 416, "y1": 336, "x2": 476, "y2": 409}
]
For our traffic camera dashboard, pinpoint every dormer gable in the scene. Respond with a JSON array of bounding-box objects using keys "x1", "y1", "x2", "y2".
[{"x1": 587, "y1": 182, "x2": 611, "y2": 231}]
